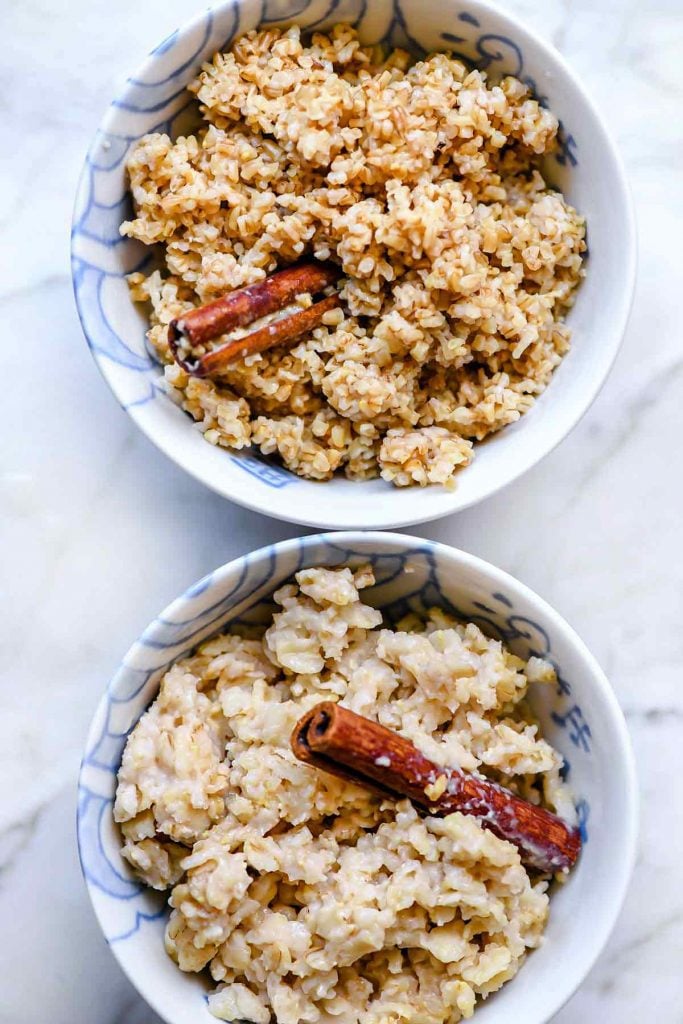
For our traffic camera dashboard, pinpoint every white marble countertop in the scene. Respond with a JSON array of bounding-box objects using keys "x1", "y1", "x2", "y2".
[{"x1": 2, "y1": 0, "x2": 682, "y2": 1020}]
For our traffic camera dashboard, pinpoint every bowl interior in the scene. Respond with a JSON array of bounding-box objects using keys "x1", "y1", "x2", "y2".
[
  {"x1": 71, "y1": 0, "x2": 634, "y2": 529},
  {"x1": 78, "y1": 532, "x2": 636, "y2": 1024}
]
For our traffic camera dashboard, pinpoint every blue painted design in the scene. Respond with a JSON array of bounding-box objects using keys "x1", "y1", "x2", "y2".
[
  {"x1": 261, "y1": 0, "x2": 315, "y2": 21},
  {"x1": 113, "y1": 81, "x2": 191, "y2": 115},
  {"x1": 555, "y1": 124, "x2": 579, "y2": 167},
  {"x1": 85, "y1": 132, "x2": 131, "y2": 173},
  {"x1": 124, "y1": 382, "x2": 159, "y2": 410},
  {"x1": 554, "y1": 668, "x2": 572, "y2": 698},
  {"x1": 441, "y1": 32, "x2": 467, "y2": 46},
  {"x1": 475, "y1": 33, "x2": 523, "y2": 76},
  {"x1": 72, "y1": 260, "x2": 152, "y2": 372},
  {"x1": 551, "y1": 704, "x2": 592, "y2": 753},
  {"x1": 84, "y1": 706, "x2": 141, "y2": 773},
  {"x1": 78, "y1": 788, "x2": 142, "y2": 899},
  {"x1": 187, "y1": 571, "x2": 216, "y2": 598},
  {"x1": 151, "y1": 28, "x2": 180, "y2": 56},
  {"x1": 110, "y1": 904, "x2": 168, "y2": 944},
  {"x1": 75, "y1": 193, "x2": 133, "y2": 249},
  {"x1": 575, "y1": 797, "x2": 590, "y2": 843},
  {"x1": 137, "y1": 15, "x2": 213, "y2": 84},
  {"x1": 382, "y1": 0, "x2": 426, "y2": 55},
  {"x1": 231, "y1": 453, "x2": 297, "y2": 488},
  {"x1": 217, "y1": 0, "x2": 244, "y2": 54},
  {"x1": 304, "y1": 0, "x2": 360, "y2": 33}
]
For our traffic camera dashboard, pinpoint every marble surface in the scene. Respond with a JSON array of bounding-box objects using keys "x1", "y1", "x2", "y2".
[{"x1": 1, "y1": 0, "x2": 682, "y2": 1020}]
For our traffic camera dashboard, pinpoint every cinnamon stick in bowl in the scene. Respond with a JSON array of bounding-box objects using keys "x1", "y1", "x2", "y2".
[
  {"x1": 169, "y1": 261, "x2": 341, "y2": 376},
  {"x1": 292, "y1": 701, "x2": 581, "y2": 873}
]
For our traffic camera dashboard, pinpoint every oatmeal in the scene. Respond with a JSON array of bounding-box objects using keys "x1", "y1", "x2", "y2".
[
  {"x1": 115, "y1": 565, "x2": 575, "y2": 1022},
  {"x1": 121, "y1": 25, "x2": 585, "y2": 487}
]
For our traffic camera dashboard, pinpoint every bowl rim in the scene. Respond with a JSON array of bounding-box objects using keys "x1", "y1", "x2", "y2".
[
  {"x1": 78, "y1": 529, "x2": 638, "y2": 1024},
  {"x1": 70, "y1": 0, "x2": 637, "y2": 531}
]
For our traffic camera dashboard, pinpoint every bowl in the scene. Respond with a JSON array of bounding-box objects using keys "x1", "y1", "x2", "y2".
[
  {"x1": 71, "y1": 0, "x2": 636, "y2": 531},
  {"x1": 78, "y1": 530, "x2": 637, "y2": 1024}
]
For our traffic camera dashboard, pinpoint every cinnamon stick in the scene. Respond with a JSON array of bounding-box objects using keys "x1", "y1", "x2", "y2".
[
  {"x1": 168, "y1": 261, "x2": 341, "y2": 376},
  {"x1": 196, "y1": 293, "x2": 341, "y2": 376},
  {"x1": 292, "y1": 702, "x2": 581, "y2": 873}
]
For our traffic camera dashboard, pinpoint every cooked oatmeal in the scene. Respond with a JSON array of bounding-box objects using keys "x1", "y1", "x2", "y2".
[
  {"x1": 121, "y1": 24, "x2": 585, "y2": 487},
  {"x1": 115, "y1": 565, "x2": 575, "y2": 1022}
]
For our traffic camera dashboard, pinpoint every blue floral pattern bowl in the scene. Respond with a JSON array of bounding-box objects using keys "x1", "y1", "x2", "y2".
[
  {"x1": 78, "y1": 531, "x2": 637, "y2": 1024},
  {"x1": 71, "y1": 0, "x2": 635, "y2": 530}
]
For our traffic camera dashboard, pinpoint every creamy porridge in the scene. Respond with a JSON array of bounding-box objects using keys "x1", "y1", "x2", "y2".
[{"x1": 115, "y1": 565, "x2": 576, "y2": 1022}]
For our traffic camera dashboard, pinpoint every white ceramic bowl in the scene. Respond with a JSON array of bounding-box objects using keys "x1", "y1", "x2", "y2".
[
  {"x1": 78, "y1": 531, "x2": 637, "y2": 1024},
  {"x1": 72, "y1": 0, "x2": 636, "y2": 530}
]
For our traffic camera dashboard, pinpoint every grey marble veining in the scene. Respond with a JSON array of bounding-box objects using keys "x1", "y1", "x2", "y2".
[{"x1": 1, "y1": 0, "x2": 682, "y2": 1020}]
